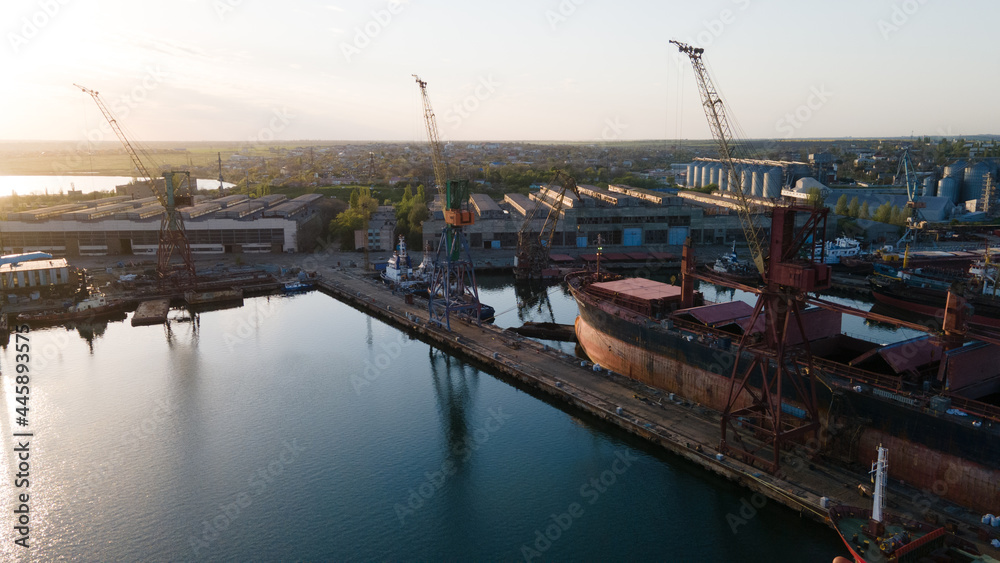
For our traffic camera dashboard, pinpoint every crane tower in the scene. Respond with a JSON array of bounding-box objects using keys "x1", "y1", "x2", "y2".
[
  {"x1": 412, "y1": 75, "x2": 484, "y2": 330},
  {"x1": 673, "y1": 41, "x2": 832, "y2": 472}
]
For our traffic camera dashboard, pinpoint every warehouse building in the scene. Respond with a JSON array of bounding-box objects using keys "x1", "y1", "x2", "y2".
[
  {"x1": 422, "y1": 184, "x2": 769, "y2": 251},
  {"x1": 0, "y1": 194, "x2": 324, "y2": 256}
]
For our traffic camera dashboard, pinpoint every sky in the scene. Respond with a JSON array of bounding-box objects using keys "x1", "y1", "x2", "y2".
[{"x1": 2, "y1": 0, "x2": 999, "y2": 143}]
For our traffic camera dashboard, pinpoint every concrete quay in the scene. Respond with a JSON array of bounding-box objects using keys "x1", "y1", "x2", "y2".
[{"x1": 314, "y1": 266, "x2": 999, "y2": 554}]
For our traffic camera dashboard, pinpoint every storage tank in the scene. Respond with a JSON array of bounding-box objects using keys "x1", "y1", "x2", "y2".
[
  {"x1": 944, "y1": 160, "x2": 967, "y2": 179},
  {"x1": 921, "y1": 175, "x2": 937, "y2": 197},
  {"x1": 938, "y1": 177, "x2": 960, "y2": 204},
  {"x1": 718, "y1": 167, "x2": 730, "y2": 192},
  {"x1": 703, "y1": 163, "x2": 719, "y2": 186},
  {"x1": 686, "y1": 163, "x2": 696, "y2": 188},
  {"x1": 963, "y1": 161, "x2": 996, "y2": 204},
  {"x1": 751, "y1": 166, "x2": 765, "y2": 197},
  {"x1": 763, "y1": 166, "x2": 783, "y2": 198}
]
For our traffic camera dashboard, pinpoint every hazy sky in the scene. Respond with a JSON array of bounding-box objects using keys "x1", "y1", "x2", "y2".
[{"x1": 3, "y1": 0, "x2": 998, "y2": 143}]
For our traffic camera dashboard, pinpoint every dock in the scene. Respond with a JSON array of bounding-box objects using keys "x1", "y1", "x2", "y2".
[
  {"x1": 131, "y1": 299, "x2": 170, "y2": 326},
  {"x1": 315, "y1": 268, "x2": 1000, "y2": 552}
]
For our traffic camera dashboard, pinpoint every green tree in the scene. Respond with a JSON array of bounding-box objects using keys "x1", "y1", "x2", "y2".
[
  {"x1": 872, "y1": 201, "x2": 893, "y2": 223},
  {"x1": 806, "y1": 187, "x2": 825, "y2": 207},
  {"x1": 848, "y1": 196, "x2": 860, "y2": 217},
  {"x1": 859, "y1": 201, "x2": 870, "y2": 220},
  {"x1": 834, "y1": 194, "x2": 849, "y2": 215}
]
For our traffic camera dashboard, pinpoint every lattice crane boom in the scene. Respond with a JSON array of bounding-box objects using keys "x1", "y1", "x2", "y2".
[
  {"x1": 670, "y1": 41, "x2": 766, "y2": 276},
  {"x1": 76, "y1": 83, "x2": 196, "y2": 284},
  {"x1": 413, "y1": 75, "x2": 447, "y2": 194},
  {"x1": 73, "y1": 84, "x2": 165, "y2": 205}
]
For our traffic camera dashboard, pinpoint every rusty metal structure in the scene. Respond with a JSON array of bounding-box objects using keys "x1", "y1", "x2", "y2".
[{"x1": 514, "y1": 170, "x2": 579, "y2": 280}]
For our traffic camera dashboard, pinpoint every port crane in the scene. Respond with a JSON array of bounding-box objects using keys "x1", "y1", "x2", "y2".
[
  {"x1": 75, "y1": 84, "x2": 197, "y2": 286},
  {"x1": 514, "y1": 170, "x2": 579, "y2": 280},
  {"x1": 896, "y1": 147, "x2": 931, "y2": 248},
  {"x1": 673, "y1": 41, "x2": 833, "y2": 472},
  {"x1": 672, "y1": 42, "x2": 1000, "y2": 472},
  {"x1": 413, "y1": 75, "x2": 484, "y2": 330}
]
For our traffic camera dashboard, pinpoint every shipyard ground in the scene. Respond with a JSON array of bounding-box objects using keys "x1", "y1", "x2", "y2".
[{"x1": 21, "y1": 250, "x2": 1000, "y2": 557}]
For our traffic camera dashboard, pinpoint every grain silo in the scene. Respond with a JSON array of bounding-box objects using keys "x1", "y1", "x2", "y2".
[
  {"x1": 763, "y1": 166, "x2": 783, "y2": 198},
  {"x1": 938, "y1": 177, "x2": 960, "y2": 204}
]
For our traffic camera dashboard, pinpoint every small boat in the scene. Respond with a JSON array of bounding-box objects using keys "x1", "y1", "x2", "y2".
[
  {"x1": 283, "y1": 280, "x2": 315, "y2": 293},
  {"x1": 822, "y1": 236, "x2": 864, "y2": 265},
  {"x1": 708, "y1": 242, "x2": 760, "y2": 284},
  {"x1": 17, "y1": 293, "x2": 128, "y2": 326},
  {"x1": 830, "y1": 445, "x2": 998, "y2": 562}
]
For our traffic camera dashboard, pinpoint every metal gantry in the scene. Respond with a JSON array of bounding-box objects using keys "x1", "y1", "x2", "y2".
[{"x1": 514, "y1": 170, "x2": 579, "y2": 280}]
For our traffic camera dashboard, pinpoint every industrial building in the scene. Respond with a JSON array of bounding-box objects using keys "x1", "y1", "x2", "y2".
[
  {"x1": 0, "y1": 258, "x2": 71, "y2": 290},
  {"x1": 0, "y1": 194, "x2": 324, "y2": 256},
  {"x1": 421, "y1": 183, "x2": 794, "y2": 252},
  {"x1": 354, "y1": 205, "x2": 398, "y2": 251}
]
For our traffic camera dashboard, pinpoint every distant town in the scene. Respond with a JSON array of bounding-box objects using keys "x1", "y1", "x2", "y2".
[{"x1": 0, "y1": 136, "x2": 998, "y2": 259}]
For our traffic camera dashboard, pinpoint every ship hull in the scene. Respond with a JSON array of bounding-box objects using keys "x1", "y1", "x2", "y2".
[
  {"x1": 870, "y1": 285, "x2": 1000, "y2": 329},
  {"x1": 569, "y1": 273, "x2": 1000, "y2": 514}
]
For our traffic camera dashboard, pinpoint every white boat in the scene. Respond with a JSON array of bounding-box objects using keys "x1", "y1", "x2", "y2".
[
  {"x1": 821, "y1": 236, "x2": 863, "y2": 265},
  {"x1": 382, "y1": 236, "x2": 424, "y2": 289}
]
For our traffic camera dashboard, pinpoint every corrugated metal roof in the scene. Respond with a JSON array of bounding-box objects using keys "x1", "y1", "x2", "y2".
[
  {"x1": 548, "y1": 254, "x2": 575, "y2": 262},
  {"x1": 604, "y1": 253, "x2": 630, "y2": 261},
  {"x1": 677, "y1": 301, "x2": 754, "y2": 326},
  {"x1": 591, "y1": 278, "x2": 681, "y2": 301}
]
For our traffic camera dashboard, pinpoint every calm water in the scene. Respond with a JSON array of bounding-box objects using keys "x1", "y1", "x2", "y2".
[
  {"x1": 0, "y1": 175, "x2": 235, "y2": 197},
  {"x1": 0, "y1": 277, "x2": 867, "y2": 561}
]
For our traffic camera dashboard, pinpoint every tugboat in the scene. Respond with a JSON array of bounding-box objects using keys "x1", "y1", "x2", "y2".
[
  {"x1": 17, "y1": 293, "x2": 128, "y2": 327},
  {"x1": 829, "y1": 445, "x2": 998, "y2": 562},
  {"x1": 709, "y1": 241, "x2": 760, "y2": 284},
  {"x1": 822, "y1": 236, "x2": 864, "y2": 265},
  {"x1": 382, "y1": 235, "x2": 425, "y2": 290}
]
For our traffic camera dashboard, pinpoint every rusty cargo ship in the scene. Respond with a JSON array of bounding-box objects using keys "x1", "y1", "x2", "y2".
[{"x1": 568, "y1": 271, "x2": 1000, "y2": 515}]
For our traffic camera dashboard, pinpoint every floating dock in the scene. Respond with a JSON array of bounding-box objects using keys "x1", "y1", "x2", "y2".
[
  {"x1": 316, "y1": 269, "x2": 1000, "y2": 554},
  {"x1": 131, "y1": 299, "x2": 170, "y2": 326}
]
